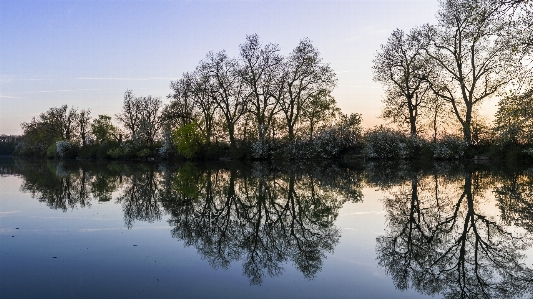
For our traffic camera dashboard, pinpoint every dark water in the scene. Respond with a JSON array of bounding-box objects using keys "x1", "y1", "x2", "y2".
[{"x1": 0, "y1": 157, "x2": 532, "y2": 299}]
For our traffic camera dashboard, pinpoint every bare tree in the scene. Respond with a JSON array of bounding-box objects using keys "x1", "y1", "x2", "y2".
[
  {"x1": 300, "y1": 90, "x2": 339, "y2": 140},
  {"x1": 239, "y1": 34, "x2": 283, "y2": 143},
  {"x1": 373, "y1": 28, "x2": 431, "y2": 137},
  {"x1": 116, "y1": 90, "x2": 141, "y2": 139},
  {"x1": 422, "y1": 0, "x2": 530, "y2": 145},
  {"x1": 277, "y1": 39, "x2": 337, "y2": 141},
  {"x1": 166, "y1": 71, "x2": 219, "y2": 143},
  {"x1": 138, "y1": 96, "x2": 162, "y2": 146},
  {"x1": 198, "y1": 51, "x2": 247, "y2": 153}
]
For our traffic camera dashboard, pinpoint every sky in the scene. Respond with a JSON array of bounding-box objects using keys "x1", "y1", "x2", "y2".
[{"x1": 0, "y1": 0, "x2": 445, "y2": 135}]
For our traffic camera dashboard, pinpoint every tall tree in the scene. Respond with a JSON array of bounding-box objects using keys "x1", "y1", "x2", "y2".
[
  {"x1": 116, "y1": 90, "x2": 161, "y2": 145},
  {"x1": 167, "y1": 71, "x2": 218, "y2": 143},
  {"x1": 136, "y1": 95, "x2": 162, "y2": 146},
  {"x1": 198, "y1": 51, "x2": 247, "y2": 153},
  {"x1": 116, "y1": 90, "x2": 141, "y2": 139},
  {"x1": 91, "y1": 115, "x2": 119, "y2": 145},
  {"x1": 278, "y1": 39, "x2": 337, "y2": 141},
  {"x1": 78, "y1": 109, "x2": 91, "y2": 146},
  {"x1": 239, "y1": 34, "x2": 283, "y2": 143},
  {"x1": 373, "y1": 28, "x2": 430, "y2": 137},
  {"x1": 422, "y1": 0, "x2": 530, "y2": 145}
]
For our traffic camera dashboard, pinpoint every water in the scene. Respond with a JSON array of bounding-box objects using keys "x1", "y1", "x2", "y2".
[{"x1": 0, "y1": 157, "x2": 532, "y2": 299}]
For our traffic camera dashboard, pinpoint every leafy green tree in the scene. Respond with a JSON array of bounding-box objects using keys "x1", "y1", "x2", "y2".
[
  {"x1": 494, "y1": 89, "x2": 533, "y2": 145},
  {"x1": 91, "y1": 115, "x2": 120, "y2": 145},
  {"x1": 171, "y1": 122, "x2": 205, "y2": 159},
  {"x1": 19, "y1": 105, "x2": 80, "y2": 156}
]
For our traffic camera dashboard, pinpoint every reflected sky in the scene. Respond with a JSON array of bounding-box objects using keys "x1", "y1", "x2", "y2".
[{"x1": 0, "y1": 157, "x2": 532, "y2": 299}]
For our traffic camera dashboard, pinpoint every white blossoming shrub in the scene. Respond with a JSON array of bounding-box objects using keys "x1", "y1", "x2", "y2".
[
  {"x1": 364, "y1": 127, "x2": 410, "y2": 159},
  {"x1": 432, "y1": 135, "x2": 468, "y2": 160},
  {"x1": 251, "y1": 140, "x2": 271, "y2": 159},
  {"x1": 158, "y1": 131, "x2": 176, "y2": 158},
  {"x1": 56, "y1": 140, "x2": 73, "y2": 158}
]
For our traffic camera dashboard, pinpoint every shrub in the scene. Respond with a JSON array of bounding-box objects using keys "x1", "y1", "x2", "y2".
[
  {"x1": 137, "y1": 148, "x2": 151, "y2": 158},
  {"x1": 364, "y1": 126, "x2": 410, "y2": 159},
  {"x1": 107, "y1": 147, "x2": 123, "y2": 159},
  {"x1": 432, "y1": 135, "x2": 468, "y2": 160}
]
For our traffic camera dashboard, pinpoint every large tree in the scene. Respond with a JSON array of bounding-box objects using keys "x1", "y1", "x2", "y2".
[
  {"x1": 116, "y1": 90, "x2": 161, "y2": 145},
  {"x1": 238, "y1": 34, "x2": 283, "y2": 143},
  {"x1": 197, "y1": 51, "x2": 248, "y2": 153},
  {"x1": 422, "y1": 0, "x2": 530, "y2": 145},
  {"x1": 373, "y1": 28, "x2": 431, "y2": 137},
  {"x1": 19, "y1": 105, "x2": 82, "y2": 156},
  {"x1": 166, "y1": 71, "x2": 218, "y2": 143},
  {"x1": 277, "y1": 39, "x2": 337, "y2": 141}
]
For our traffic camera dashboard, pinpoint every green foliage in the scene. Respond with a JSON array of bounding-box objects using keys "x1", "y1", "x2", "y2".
[
  {"x1": 136, "y1": 148, "x2": 151, "y2": 158},
  {"x1": 494, "y1": 90, "x2": 533, "y2": 145},
  {"x1": 46, "y1": 143, "x2": 57, "y2": 159},
  {"x1": 107, "y1": 147, "x2": 123, "y2": 159},
  {"x1": 171, "y1": 122, "x2": 205, "y2": 159},
  {"x1": 91, "y1": 115, "x2": 119, "y2": 144}
]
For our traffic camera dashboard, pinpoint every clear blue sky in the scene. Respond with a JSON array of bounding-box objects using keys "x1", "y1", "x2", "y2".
[{"x1": 0, "y1": 0, "x2": 440, "y2": 135}]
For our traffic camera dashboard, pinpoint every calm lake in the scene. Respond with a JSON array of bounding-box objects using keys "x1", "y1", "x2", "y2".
[{"x1": 1, "y1": 157, "x2": 532, "y2": 299}]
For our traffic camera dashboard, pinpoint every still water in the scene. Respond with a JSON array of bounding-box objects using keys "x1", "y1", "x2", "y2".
[{"x1": 0, "y1": 157, "x2": 532, "y2": 299}]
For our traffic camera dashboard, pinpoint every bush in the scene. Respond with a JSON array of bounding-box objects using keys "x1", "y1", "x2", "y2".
[
  {"x1": 107, "y1": 147, "x2": 123, "y2": 159},
  {"x1": 432, "y1": 135, "x2": 468, "y2": 160},
  {"x1": 137, "y1": 148, "x2": 151, "y2": 158},
  {"x1": 364, "y1": 126, "x2": 410, "y2": 159}
]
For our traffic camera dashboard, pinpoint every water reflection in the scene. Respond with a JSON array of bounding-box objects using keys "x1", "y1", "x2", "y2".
[
  {"x1": 2, "y1": 158, "x2": 363, "y2": 285},
  {"x1": 2, "y1": 157, "x2": 532, "y2": 296},
  {"x1": 374, "y1": 165, "x2": 533, "y2": 299},
  {"x1": 158, "y1": 163, "x2": 363, "y2": 284}
]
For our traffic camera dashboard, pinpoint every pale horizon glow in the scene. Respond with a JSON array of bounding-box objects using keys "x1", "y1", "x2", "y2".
[{"x1": 0, "y1": 0, "x2": 482, "y2": 135}]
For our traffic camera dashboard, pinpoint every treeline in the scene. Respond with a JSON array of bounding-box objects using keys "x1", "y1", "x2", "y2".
[
  {"x1": 0, "y1": 135, "x2": 21, "y2": 155},
  {"x1": 10, "y1": 0, "x2": 533, "y2": 161},
  {"x1": 13, "y1": 34, "x2": 363, "y2": 160}
]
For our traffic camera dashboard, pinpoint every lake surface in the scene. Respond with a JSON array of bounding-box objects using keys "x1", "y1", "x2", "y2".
[{"x1": 1, "y1": 157, "x2": 532, "y2": 299}]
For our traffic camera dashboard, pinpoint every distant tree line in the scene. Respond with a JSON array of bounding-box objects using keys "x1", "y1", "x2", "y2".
[{"x1": 0, "y1": 135, "x2": 21, "y2": 155}]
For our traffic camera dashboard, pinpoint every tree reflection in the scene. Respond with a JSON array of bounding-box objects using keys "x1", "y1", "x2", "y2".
[
  {"x1": 377, "y1": 170, "x2": 533, "y2": 299},
  {"x1": 494, "y1": 170, "x2": 533, "y2": 234},
  {"x1": 19, "y1": 161, "x2": 92, "y2": 211},
  {"x1": 10, "y1": 156, "x2": 532, "y2": 292},
  {"x1": 6, "y1": 158, "x2": 363, "y2": 284},
  {"x1": 116, "y1": 164, "x2": 163, "y2": 229},
  {"x1": 160, "y1": 162, "x2": 361, "y2": 285}
]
